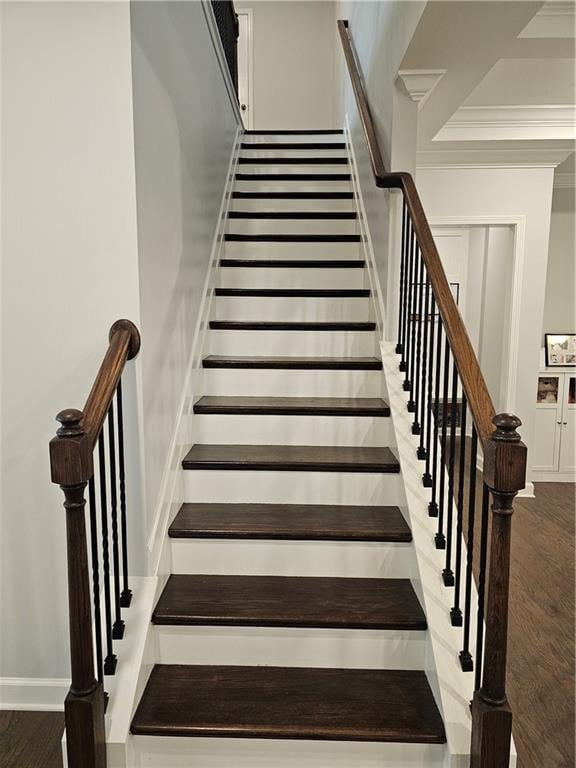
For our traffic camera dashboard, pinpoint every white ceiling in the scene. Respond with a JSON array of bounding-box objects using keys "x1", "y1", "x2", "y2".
[{"x1": 399, "y1": 0, "x2": 576, "y2": 172}]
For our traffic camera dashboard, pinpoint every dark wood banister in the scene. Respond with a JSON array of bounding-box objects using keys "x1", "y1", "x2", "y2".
[
  {"x1": 50, "y1": 320, "x2": 140, "y2": 487},
  {"x1": 338, "y1": 19, "x2": 496, "y2": 449},
  {"x1": 338, "y1": 18, "x2": 527, "y2": 768},
  {"x1": 50, "y1": 319, "x2": 141, "y2": 768}
]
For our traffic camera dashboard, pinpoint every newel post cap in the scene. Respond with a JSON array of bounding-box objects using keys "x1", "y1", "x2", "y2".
[
  {"x1": 491, "y1": 413, "x2": 522, "y2": 443},
  {"x1": 56, "y1": 409, "x2": 85, "y2": 437}
]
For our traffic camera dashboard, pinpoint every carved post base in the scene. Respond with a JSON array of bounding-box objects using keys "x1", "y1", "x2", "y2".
[
  {"x1": 65, "y1": 682, "x2": 106, "y2": 768},
  {"x1": 470, "y1": 690, "x2": 512, "y2": 768}
]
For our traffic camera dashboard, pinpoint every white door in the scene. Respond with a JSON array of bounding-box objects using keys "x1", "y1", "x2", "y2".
[{"x1": 237, "y1": 10, "x2": 254, "y2": 129}]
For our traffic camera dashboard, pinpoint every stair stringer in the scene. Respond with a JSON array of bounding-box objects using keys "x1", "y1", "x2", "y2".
[
  {"x1": 380, "y1": 341, "x2": 517, "y2": 768},
  {"x1": 72, "y1": 128, "x2": 245, "y2": 768}
]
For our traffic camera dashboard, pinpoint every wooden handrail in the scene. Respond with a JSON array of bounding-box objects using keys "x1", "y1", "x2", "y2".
[
  {"x1": 338, "y1": 19, "x2": 527, "y2": 768},
  {"x1": 337, "y1": 19, "x2": 496, "y2": 450},
  {"x1": 50, "y1": 320, "x2": 140, "y2": 487},
  {"x1": 337, "y1": 21, "x2": 387, "y2": 185},
  {"x1": 49, "y1": 319, "x2": 141, "y2": 768}
]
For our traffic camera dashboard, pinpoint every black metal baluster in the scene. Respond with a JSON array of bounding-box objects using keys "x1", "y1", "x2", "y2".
[
  {"x1": 107, "y1": 403, "x2": 124, "y2": 641},
  {"x1": 412, "y1": 255, "x2": 425, "y2": 431},
  {"x1": 451, "y1": 395, "x2": 468, "y2": 624},
  {"x1": 428, "y1": 317, "x2": 443, "y2": 517},
  {"x1": 407, "y1": 236, "x2": 419, "y2": 411},
  {"x1": 442, "y1": 359, "x2": 459, "y2": 584},
  {"x1": 474, "y1": 483, "x2": 491, "y2": 690},
  {"x1": 423, "y1": 292, "x2": 436, "y2": 486},
  {"x1": 116, "y1": 381, "x2": 132, "y2": 608},
  {"x1": 403, "y1": 227, "x2": 416, "y2": 389},
  {"x1": 87, "y1": 477, "x2": 103, "y2": 685},
  {"x1": 98, "y1": 432, "x2": 117, "y2": 675},
  {"x1": 435, "y1": 334, "x2": 450, "y2": 549},
  {"x1": 460, "y1": 426, "x2": 478, "y2": 672},
  {"x1": 400, "y1": 213, "x2": 412, "y2": 374},
  {"x1": 417, "y1": 276, "x2": 430, "y2": 454},
  {"x1": 396, "y1": 201, "x2": 407, "y2": 356}
]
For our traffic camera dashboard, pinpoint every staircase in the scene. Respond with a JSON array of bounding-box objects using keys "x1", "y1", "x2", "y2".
[{"x1": 130, "y1": 130, "x2": 447, "y2": 765}]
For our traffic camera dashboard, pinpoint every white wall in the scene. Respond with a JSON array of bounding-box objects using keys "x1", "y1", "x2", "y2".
[
  {"x1": 1, "y1": 2, "x2": 141, "y2": 681},
  {"x1": 543, "y1": 187, "x2": 576, "y2": 339},
  {"x1": 416, "y1": 165, "x2": 555, "y2": 483},
  {"x1": 130, "y1": 2, "x2": 239, "y2": 544},
  {"x1": 235, "y1": 1, "x2": 337, "y2": 130},
  {"x1": 335, "y1": 1, "x2": 425, "y2": 322}
]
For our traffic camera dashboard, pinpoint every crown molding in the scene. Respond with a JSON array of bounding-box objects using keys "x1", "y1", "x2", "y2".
[
  {"x1": 554, "y1": 172, "x2": 575, "y2": 189},
  {"x1": 434, "y1": 105, "x2": 576, "y2": 142},
  {"x1": 397, "y1": 69, "x2": 446, "y2": 110},
  {"x1": 417, "y1": 147, "x2": 573, "y2": 169}
]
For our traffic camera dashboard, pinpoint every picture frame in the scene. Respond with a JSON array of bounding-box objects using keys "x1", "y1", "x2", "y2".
[{"x1": 544, "y1": 333, "x2": 576, "y2": 367}]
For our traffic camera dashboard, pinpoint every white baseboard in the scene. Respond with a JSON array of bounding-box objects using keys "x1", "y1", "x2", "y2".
[{"x1": 0, "y1": 677, "x2": 69, "y2": 711}]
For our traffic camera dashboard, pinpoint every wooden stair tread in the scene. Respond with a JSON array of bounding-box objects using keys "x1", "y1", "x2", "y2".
[
  {"x1": 224, "y1": 233, "x2": 361, "y2": 242},
  {"x1": 232, "y1": 191, "x2": 354, "y2": 199},
  {"x1": 238, "y1": 157, "x2": 349, "y2": 165},
  {"x1": 236, "y1": 173, "x2": 352, "y2": 181},
  {"x1": 131, "y1": 665, "x2": 446, "y2": 743},
  {"x1": 169, "y1": 502, "x2": 411, "y2": 542},
  {"x1": 152, "y1": 574, "x2": 425, "y2": 630},
  {"x1": 214, "y1": 288, "x2": 370, "y2": 297},
  {"x1": 193, "y1": 396, "x2": 389, "y2": 416},
  {"x1": 220, "y1": 258, "x2": 365, "y2": 268},
  {"x1": 202, "y1": 355, "x2": 382, "y2": 370},
  {"x1": 182, "y1": 444, "x2": 400, "y2": 473},
  {"x1": 228, "y1": 211, "x2": 358, "y2": 219},
  {"x1": 209, "y1": 320, "x2": 376, "y2": 331},
  {"x1": 240, "y1": 142, "x2": 347, "y2": 150}
]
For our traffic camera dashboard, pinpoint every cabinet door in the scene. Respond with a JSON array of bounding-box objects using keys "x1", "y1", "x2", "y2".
[
  {"x1": 559, "y1": 376, "x2": 576, "y2": 473},
  {"x1": 533, "y1": 375, "x2": 563, "y2": 472}
]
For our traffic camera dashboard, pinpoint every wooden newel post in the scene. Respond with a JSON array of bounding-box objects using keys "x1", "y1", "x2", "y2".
[
  {"x1": 471, "y1": 414, "x2": 527, "y2": 768},
  {"x1": 51, "y1": 409, "x2": 106, "y2": 768}
]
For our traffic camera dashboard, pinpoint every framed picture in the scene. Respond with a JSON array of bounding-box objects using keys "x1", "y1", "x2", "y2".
[
  {"x1": 537, "y1": 376, "x2": 559, "y2": 404},
  {"x1": 544, "y1": 334, "x2": 576, "y2": 367}
]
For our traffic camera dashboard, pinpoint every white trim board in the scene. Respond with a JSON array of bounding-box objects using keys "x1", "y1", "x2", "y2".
[
  {"x1": 147, "y1": 129, "x2": 243, "y2": 576},
  {"x1": 434, "y1": 105, "x2": 576, "y2": 143},
  {"x1": 427, "y1": 214, "x2": 526, "y2": 419},
  {"x1": 0, "y1": 677, "x2": 69, "y2": 711}
]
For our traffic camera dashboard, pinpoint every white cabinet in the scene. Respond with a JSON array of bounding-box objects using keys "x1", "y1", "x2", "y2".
[{"x1": 533, "y1": 371, "x2": 576, "y2": 480}]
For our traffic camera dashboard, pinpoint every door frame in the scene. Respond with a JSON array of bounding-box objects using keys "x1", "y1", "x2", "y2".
[
  {"x1": 428, "y1": 214, "x2": 526, "y2": 417},
  {"x1": 236, "y1": 8, "x2": 254, "y2": 130}
]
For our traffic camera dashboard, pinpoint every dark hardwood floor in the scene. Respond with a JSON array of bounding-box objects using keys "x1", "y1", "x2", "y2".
[{"x1": 1, "y1": 483, "x2": 573, "y2": 768}]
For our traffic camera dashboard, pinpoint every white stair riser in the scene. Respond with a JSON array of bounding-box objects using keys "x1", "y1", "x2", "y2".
[
  {"x1": 230, "y1": 197, "x2": 355, "y2": 212},
  {"x1": 226, "y1": 218, "x2": 358, "y2": 235},
  {"x1": 190, "y1": 413, "x2": 390, "y2": 447},
  {"x1": 224, "y1": 241, "x2": 361, "y2": 259},
  {"x1": 234, "y1": 180, "x2": 352, "y2": 193},
  {"x1": 218, "y1": 267, "x2": 366, "y2": 289},
  {"x1": 202, "y1": 369, "x2": 383, "y2": 398},
  {"x1": 183, "y1": 470, "x2": 404, "y2": 506},
  {"x1": 170, "y1": 539, "x2": 414, "y2": 578},
  {"x1": 130, "y1": 737, "x2": 445, "y2": 768},
  {"x1": 240, "y1": 148, "x2": 347, "y2": 160},
  {"x1": 155, "y1": 626, "x2": 425, "y2": 669},
  {"x1": 238, "y1": 164, "x2": 350, "y2": 175},
  {"x1": 213, "y1": 296, "x2": 370, "y2": 322},
  {"x1": 209, "y1": 330, "x2": 378, "y2": 357}
]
